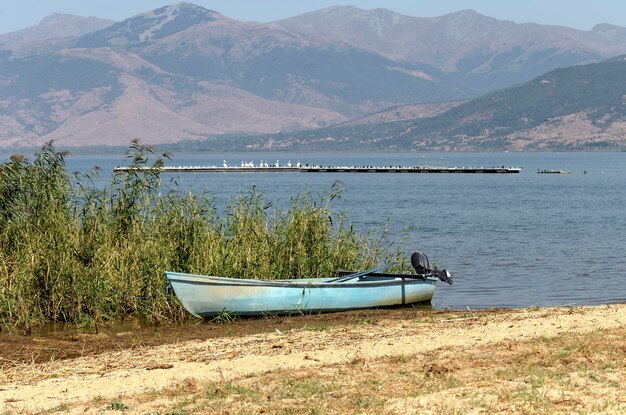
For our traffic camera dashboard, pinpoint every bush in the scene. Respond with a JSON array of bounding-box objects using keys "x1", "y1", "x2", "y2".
[{"x1": 0, "y1": 140, "x2": 403, "y2": 328}]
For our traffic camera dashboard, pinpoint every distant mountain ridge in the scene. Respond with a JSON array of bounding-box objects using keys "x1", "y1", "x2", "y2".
[
  {"x1": 275, "y1": 6, "x2": 626, "y2": 94},
  {"x1": 75, "y1": 3, "x2": 221, "y2": 48},
  {"x1": 0, "y1": 14, "x2": 114, "y2": 45},
  {"x1": 0, "y1": 3, "x2": 625, "y2": 149}
]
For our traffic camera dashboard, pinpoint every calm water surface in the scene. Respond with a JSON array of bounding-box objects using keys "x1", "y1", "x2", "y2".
[{"x1": 26, "y1": 152, "x2": 626, "y2": 309}]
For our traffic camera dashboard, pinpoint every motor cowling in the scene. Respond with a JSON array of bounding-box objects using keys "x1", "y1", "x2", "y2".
[
  {"x1": 411, "y1": 251, "x2": 432, "y2": 274},
  {"x1": 411, "y1": 251, "x2": 453, "y2": 285}
]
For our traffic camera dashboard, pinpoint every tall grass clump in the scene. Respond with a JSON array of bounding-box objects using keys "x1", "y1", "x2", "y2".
[{"x1": 0, "y1": 140, "x2": 404, "y2": 328}]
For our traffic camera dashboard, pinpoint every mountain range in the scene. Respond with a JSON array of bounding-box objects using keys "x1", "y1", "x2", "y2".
[
  {"x1": 242, "y1": 56, "x2": 625, "y2": 151},
  {"x1": 0, "y1": 3, "x2": 625, "y2": 150}
]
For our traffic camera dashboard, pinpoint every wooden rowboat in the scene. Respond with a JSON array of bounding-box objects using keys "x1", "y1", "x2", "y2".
[
  {"x1": 166, "y1": 252, "x2": 452, "y2": 318},
  {"x1": 166, "y1": 272, "x2": 438, "y2": 318}
]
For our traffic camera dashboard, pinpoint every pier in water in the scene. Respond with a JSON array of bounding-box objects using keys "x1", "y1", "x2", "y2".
[{"x1": 114, "y1": 165, "x2": 522, "y2": 174}]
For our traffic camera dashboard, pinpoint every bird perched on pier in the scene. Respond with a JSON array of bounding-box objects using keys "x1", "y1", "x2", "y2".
[{"x1": 223, "y1": 160, "x2": 228, "y2": 168}]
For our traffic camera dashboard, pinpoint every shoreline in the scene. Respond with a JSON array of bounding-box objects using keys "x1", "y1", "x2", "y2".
[{"x1": 1, "y1": 304, "x2": 625, "y2": 414}]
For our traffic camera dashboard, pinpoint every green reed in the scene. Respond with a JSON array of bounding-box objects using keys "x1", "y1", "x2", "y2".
[{"x1": 0, "y1": 140, "x2": 405, "y2": 328}]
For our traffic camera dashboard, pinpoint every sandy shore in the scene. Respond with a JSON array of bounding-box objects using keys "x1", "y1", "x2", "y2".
[{"x1": 1, "y1": 304, "x2": 625, "y2": 414}]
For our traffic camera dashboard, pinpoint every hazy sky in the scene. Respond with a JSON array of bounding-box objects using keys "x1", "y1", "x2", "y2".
[{"x1": 0, "y1": 0, "x2": 624, "y2": 34}]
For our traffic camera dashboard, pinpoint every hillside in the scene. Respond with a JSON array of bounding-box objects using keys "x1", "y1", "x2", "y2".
[
  {"x1": 399, "y1": 56, "x2": 626, "y2": 150},
  {"x1": 335, "y1": 101, "x2": 466, "y2": 127},
  {"x1": 248, "y1": 56, "x2": 626, "y2": 151},
  {"x1": 1, "y1": 3, "x2": 626, "y2": 148}
]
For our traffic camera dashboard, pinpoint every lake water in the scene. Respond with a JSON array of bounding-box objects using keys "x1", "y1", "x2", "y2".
[{"x1": 16, "y1": 151, "x2": 626, "y2": 310}]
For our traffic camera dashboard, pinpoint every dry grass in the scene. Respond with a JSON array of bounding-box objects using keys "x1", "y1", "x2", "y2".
[
  {"x1": 2, "y1": 305, "x2": 624, "y2": 414},
  {"x1": 113, "y1": 327, "x2": 625, "y2": 415}
]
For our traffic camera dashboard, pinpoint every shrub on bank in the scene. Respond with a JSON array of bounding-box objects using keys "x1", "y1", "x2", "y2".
[{"x1": 0, "y1": 140, "x2": 402, "y2": 328}]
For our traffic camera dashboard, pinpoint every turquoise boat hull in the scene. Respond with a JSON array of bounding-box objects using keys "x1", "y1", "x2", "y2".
[{"x1": 165, "y1": 271, "x2": 438, "y2": 318}]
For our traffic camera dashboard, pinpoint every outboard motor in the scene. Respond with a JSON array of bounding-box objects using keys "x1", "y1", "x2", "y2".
[
  {"x1": 410, "y1": 251, "x2": 431, "y2": 274},
  {"x1": 411, "y1": 251, "x2": 453, "y2": 285}
]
